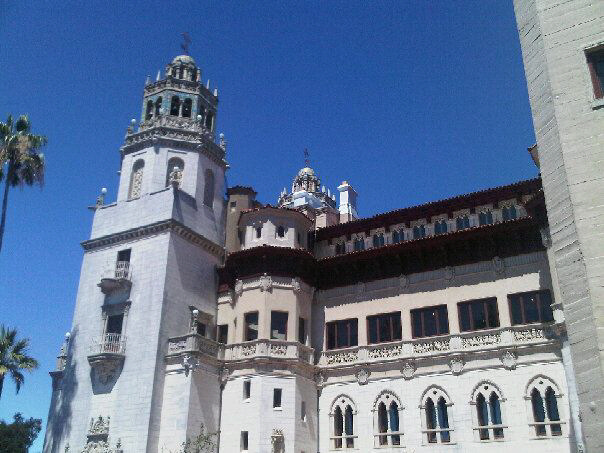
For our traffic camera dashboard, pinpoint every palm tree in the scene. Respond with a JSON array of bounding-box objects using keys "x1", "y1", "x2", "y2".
[
  {"x1": 0, "y1": 114, "x2": 47, "y2": 253},
  {"x1": 0, "y1": 325, "x2": 39, "y2": 399}
]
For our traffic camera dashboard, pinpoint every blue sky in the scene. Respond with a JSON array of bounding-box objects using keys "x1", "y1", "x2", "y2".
[{"x1": 0, "y1": 2, "x2": 536, "y2": 451}]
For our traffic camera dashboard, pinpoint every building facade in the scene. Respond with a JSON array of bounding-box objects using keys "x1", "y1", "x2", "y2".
[{"x1": 43, "y1": 3, "x2": 603, "y2": 452}]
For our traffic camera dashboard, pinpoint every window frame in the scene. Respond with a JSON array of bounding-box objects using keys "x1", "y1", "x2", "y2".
[
  {"x1": 366, "y1": 311, "x2": 402, "y2": 344},
  {"x1": 411, "y1": 305, "x2": 450, "y2": 339},
  {"x1": 270, "y1": 310, "x2": 288, "y2": 340},
  {"x1": 586, "y1": 46, "x2": 604, "y2": 99},
  {"x1": 508, "y1": 290, "x2": 554, "y2": 326},
  {"x1": 273, "y1": 388, "x2": 282, "y2": 409},
  {"x1": 244, "y1": 311, "x2": 259, "y2": 341},
  {"x1": 217, "y1": 324, "x2": 228, "y2": 344},
  {"x1": 457, "y1": 298, "x2": 500, "y2": 332},
  {"x1": 326, "y1": 318, "x2": 358, "y2": 350}
]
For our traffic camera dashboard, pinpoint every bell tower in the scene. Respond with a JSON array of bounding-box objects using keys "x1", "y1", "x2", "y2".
[{"x1": 43, "y1": 54, "x2": 227, "y2": 453}]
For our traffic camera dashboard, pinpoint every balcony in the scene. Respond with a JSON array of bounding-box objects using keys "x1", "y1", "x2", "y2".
[
  {"x1": 87, "y1": 333, "x2": 126, "y2": 384},
  {"x1": 98, "y1": 261, "x2": 132, "y2": 294},
  {"x1": 318, "y1": 324, "x2": 558, "y2": 368}
]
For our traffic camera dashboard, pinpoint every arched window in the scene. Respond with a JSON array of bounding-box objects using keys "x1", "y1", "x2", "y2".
[
  {"x1": 331, "y1": 395, "x2": 356, "y2": 449},
  {"x1": 373, "y1": 392, "x2": 403, "y2": 447},
  {"x1": 203, "y1": 169, "x2": 215, "y2": 207},
  {"x1": 170, "y1": 96, "x2": 180, "y2": 116},
  {"x1": 421, "y1": 387, "x2": 452, "y2": 444},
  {"x1": 205, "y1": 111, "x2": 214, "y2": 130},
  {"x1": 502, "y1": 205, "x2": 517, "y2": 221},
  {"x1": 413, "y1": 225, "x2": 426, "y2": 239},
  {"x1": 471, "y1": 382, "x2": 505, "y2": 440},
  {"x1": 392, "y1": 229, "x2": 403, "y2": 244},
  {"x1": 479, "y1": 210, "x2": 494, "y2": 226},
  {"x1": 128, "y1": 159, "x2": 145, "y2": 200},
  {"x1": 353, "y1": 237, "x2": 365, "y2": 251},
  {"x1": 154, "y1": 97, "x2": 162, "y2": 116},
  {"x1": 372, "y1": 233, "x2": 384, "y2": 248},
  {"x1": 526, "y1": 377, "x2": 563, "y2": 437},
  {"x1": 145, "y1": 100, "x2": 153, "y2": 120},
  {"x1": 165, "y1": 157, "x2": 185, "y2": 187},
  {"x1": 456, "y1": 215, "x2": 470, "y2": 230},
  {"x1": 434, "y1": 219, "x2": 448, "y2": 235},
  {"x1": 277, "y1": 226, "x2": 285, "y2": 238},
  {"x1": 182, "y1": 98, "x2": 192, "y2": 118}
]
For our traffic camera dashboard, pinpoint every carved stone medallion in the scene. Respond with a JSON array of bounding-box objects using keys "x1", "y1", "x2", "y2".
[
  {"x1": 234, "y1": 279, "x2": 243, "y2": 297},
  {"x1": 401, "y1": 361, "x2": 416, "y2": 380},
  {"x1": 260, "y1": 274, "x2": 273, "y2": 292},
  {"x1": 500, "y1": 350, "x2": 517, "y2": 370},
  {"x1": 356, "y1": 368, "x2": 370, "y2": 385},
  {"x1": 449, "y1": 357, "x2": 464, "y2": 375}
]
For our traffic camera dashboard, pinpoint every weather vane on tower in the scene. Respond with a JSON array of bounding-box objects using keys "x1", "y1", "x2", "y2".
[
  {"x1": 181, "y1": 32, "x2": 192, "y2": 55},
  {"x1": 304, "y1": 148, "x2": 310, "y2": 168}
]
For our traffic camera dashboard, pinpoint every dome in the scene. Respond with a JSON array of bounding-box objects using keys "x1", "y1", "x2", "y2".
[
  {"x1": 172, "y1": 55, "x2": 196, "y2": 65},
  {"x1": 298, "y1": 167, "x2": 315, "y2": 177}
]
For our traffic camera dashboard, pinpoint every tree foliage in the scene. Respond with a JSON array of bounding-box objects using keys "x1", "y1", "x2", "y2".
[
  {"x1": 0, "y1": 324, "x2": 39, "y2": 399},
  {"x1": 0, "y1": 413, "x2": 42, "y2": 453},
  {"x1": 167, "y1": 424, "x2": 217, "y2": 453}
]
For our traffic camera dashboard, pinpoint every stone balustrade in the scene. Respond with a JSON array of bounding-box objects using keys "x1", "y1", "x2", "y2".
[{"x1": 318, "y1": 325, "x2": 554, "y2": 367}]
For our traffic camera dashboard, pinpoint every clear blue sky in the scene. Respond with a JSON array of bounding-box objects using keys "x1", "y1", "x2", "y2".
[{"x1": 0, "y1": 2, "x2": 536, "y2": 451}]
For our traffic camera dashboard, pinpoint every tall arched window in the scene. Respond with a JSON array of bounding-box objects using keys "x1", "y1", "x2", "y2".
[
  {"x1": 330, "y1": 395, "x2": 356, "y2": 449},
  {"x1": 203, "y1": 169, "x2": 215, "y2": 207},
  {"x1": 471, "y1": 382, "x2": 505, "y2": 440},
  {"x1": 205, "y1": 111, "x2": 214, "y2": 130},
  {"x1": 392, "y1": 229, "x2": 403, "y2": 244},
  {"x1": 353, "y1": 237, "x2": 365, "y2": 251},
  {"x1": 434, "y1": 219, "x2": 448, "y2": 235},
  {"x1": 479, "y1": 210, "x2": 494, "y2": 226},
  {"x1": 128, "y1": 159, "x2": 145, "y2": 200},
  {"x1": 146, "y1": 100, "x2": 153, "y2": 120},
  {"x1": 373, "y1": 392, "x2": 403, "y2": 447},
  {"x1": 182, "y1": 98, "x2": 192, "y2": 118},
  {"x1": 154, "y1": 97, "x2": 162, "y2": 116},
  {"x1": 502, "y1": 205, "x2": 517, "y2": 221},
  {"x1": 165, "y1": 157, "x2": 185, "y2": 187},
  {"x1": 170, "y1": 96, "x2": 180, "y2": 116},
  {"x1": 372, "y1": 233, "x2": 385, "y2": 248},
  {"x1": 413, "y1": 225, "x2": 426, "y2": 239},
  {"x1": 456, "y1": 215, "x2": 470, "y2": 230},
  {"x1": 421, "y1": 387, "x2": 452, "y2": 444},
  {"x1": 526, "y1": 377, "x2": 563, "y2": 437}
]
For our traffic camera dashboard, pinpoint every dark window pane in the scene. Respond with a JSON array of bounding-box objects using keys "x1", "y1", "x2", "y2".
[
  {"x1": 459, "y1": 304, "x2": 471, "y2": 332},
  {"x1": 327, "y1": 323, "x2": 336, "y2": 350},
  {"x1": 336, "y1": 320, "x2": 348, "y2": 347},
  {"x1": 486, "y1": 300, "x2": 500, "y2": 328},
  {"x1": 539, "y1": 291, "x2": 554, "y2": 322},
  {"x1": 471, "y1": 301, "x2": 487, "y2": 330},
  {"x1": 298, "y1": 317, "x2": 306, "y2": 344},
  {"x1": 437, "y1": 306, "x2": 449, "y2": 334},
  {"x1": 424, "y1": 309, "x2": 437, "y2": 337},
  {"x1": 273, "y1": 388, "x2": 282, "y2": 408},
  {"x1": 106, "y1": 314, "x2": 123, "y2": 334},
  {"x1": 379, "y1": 314, "x2": 391, "y2": 342},
  {"x1": 510, "y1": 296, "x2": 523, "y2": 325},
  {"x1": 218, "y1": 324, "x2": 228, "y2": 344},
  {"x1": 412, "y1": 311, "x2": 423, "y2": 338},
  {"x1": 525, "y1": 294, "x2": 540, "y2": 323},
  {"x1": 368, "y1": 317, "x2": 378, "y2": 344},
  {"x1": 270, "y1": 311, "x2": 288, "y2": 340},
  {"x1": 392, "y1": 314, "x2": 402, "y2": 340},
  {"x1": 349, "y1": 319, "x2": 358, "y2": 346},
  {"x1": 196, "y1": 322, "x2": 206, "y2": 336},
  {"x1": 245, "y1": 312, "x2": 258, "y2": 341}
]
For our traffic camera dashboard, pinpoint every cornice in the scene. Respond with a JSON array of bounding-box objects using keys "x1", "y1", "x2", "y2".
[{"x1": 81, "y1": 219, "x2": 224, "y2": 259}]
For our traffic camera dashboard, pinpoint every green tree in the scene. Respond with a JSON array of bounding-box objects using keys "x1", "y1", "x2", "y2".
[
  {"x1": 164, "y1": 424, "x2": 217, "y2": 453},
  {"x1": 0, "y1": 325, "x2": 38, "y2": 399},
  {"x1": 0, "y1": 114, "x2": 46, "y2": 253},
  {"x1": 0, "y1": 413, "x2": 42, "y2": 453}
]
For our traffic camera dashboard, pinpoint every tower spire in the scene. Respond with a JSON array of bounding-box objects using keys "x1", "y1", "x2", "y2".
[
  {"x1": 181, "y1": 32, "x2": 192, "y2": 55},
  {"x1": 304, "y1": 148, "x2": 310, "y2": 168}
]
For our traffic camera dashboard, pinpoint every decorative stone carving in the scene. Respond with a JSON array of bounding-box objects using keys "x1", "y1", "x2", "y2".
[
  {"x1": 368, "y1": 344, "x2": 402, "y2": 359},
  {"x1": 90, "y1": 358, "x2": 122, "y2": 385},
  {"x1": 169, "y1": 166, "x2": 183, "y2": 189},
  {"x1": 413, "y1": 339, "x2": 450, "y2": 354},
  {"x1": 314, "y1": 372, "x2": 325, "y2": 387},
  {"x1": 462, "y1": 333, "x2": 501, "y2": 349},
  {"x1": 492, "y1": 256, "x2": 505, "y2": 275},
  {"x1": 270, "y1": 344, "x2": 287, "y2": 356},
  {"x1": 89, "y1": 416, "x2": 110, "y2": 436},
  {"x1": 80, "y1": 416, "x2": 122, "y2": 453},
  {"x1": 220, "y1": 367, "x2": 230, "y2": 384},
  {"x1": 356, "y1": 368, "x2": 370, "y2": 385},
  {"x1": 182, "y1": 354, "x2": 199, "y2": 376},
  {"x1": 259, "y1": 274, "x2": 273, "y2": 292},
  {"x1": 401, "y1": 361, "x2": 416, "y2": 379},
  {"x1": 398, "y1": 274, "x2": 409, "y2": 290},
  {"x1": 168, "y1": 339, "x2": 187, "y2": 353},
  {"x1": 241, "y1": 344, "x2": 256, "y2": 356},
  {"x1": 325, "y1": 350, "x2": 358, "y2": 365},
  {"x1": 292, "y1": 277, "x2": 301, "y2": 293},
  {"x1": 500, "y1": 350, "x2": 517, "y2": 370},
  {"x1": 234, "y1": 279, "x2": 243, "y2": 297},
  {"x1": 449, "y1": 357, "x2": 464, "y2": 375},
  {"x1": 513, "y1": 328, "x2": 545, "y2": 342},
  {"x1": 444, "y1": 266, "x2": 455, "y2": 281},
  {"x1": 271, "y1": 429, "x2": 285, "y2": 453}
]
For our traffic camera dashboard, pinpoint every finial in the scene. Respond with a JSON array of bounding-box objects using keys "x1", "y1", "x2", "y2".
[
  {"x1": 65, "y1": 331, "x2": 71, "y2": 341},
  {"x1": 145, "y1": 75, "x2": 150, "y2": 85},
  {"x1": 96, "y1": 187, "x2": 107, "y2": 207},
  {"x1": 101, "y1": 187, "x2": 107, "y2": 195},
  {"x1": 196, "y1": 114, "x2": 202, "y2": 121},
  {"x1": 214, "y1": 88, "x2": 218, "y2": 96},
  {"x1": 181, "y1": 32, "x2": 192, "y2": 55},
  {"x1": 156, "y1": 70, "x2": 161, "y2": 81},
  {"x1": 130, "y1": 118, "x2": 136, "y2": 126},
  {"x1": 304, "y1": 148, "x2": 310, "y2": 167}
]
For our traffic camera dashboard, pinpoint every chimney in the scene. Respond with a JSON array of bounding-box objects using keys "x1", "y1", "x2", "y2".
[{"x1": 337, "y1": 181, "x2": 358, "y2": 223}]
